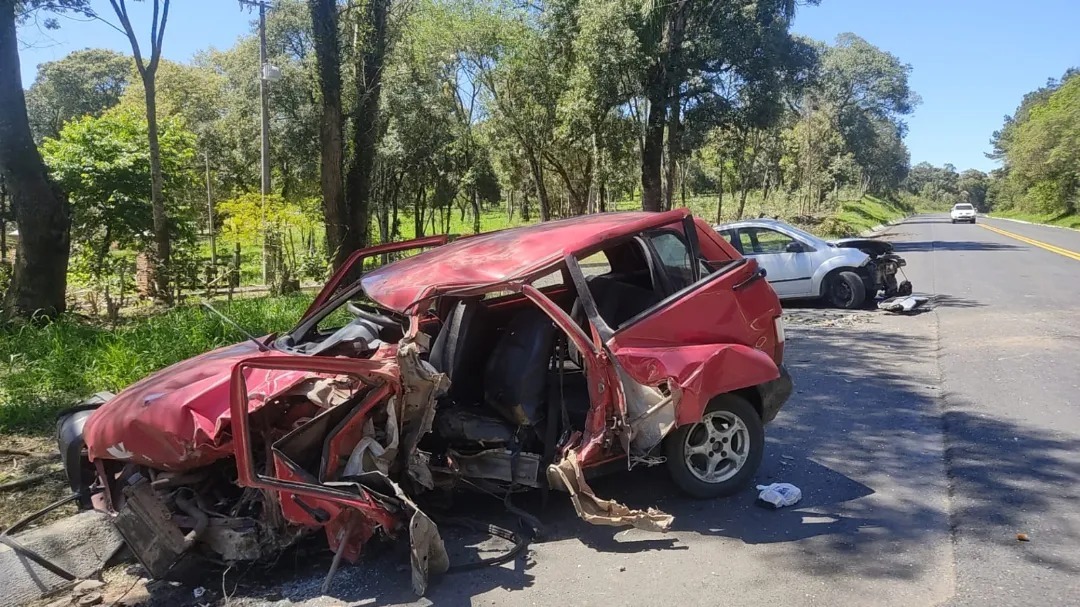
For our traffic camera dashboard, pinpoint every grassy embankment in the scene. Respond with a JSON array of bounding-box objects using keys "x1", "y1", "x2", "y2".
[{"x1": 989, "y1": 210, "x2": 1080, "y2": 230}]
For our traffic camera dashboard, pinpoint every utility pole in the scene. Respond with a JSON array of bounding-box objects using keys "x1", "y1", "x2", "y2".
[{"x1": 239, "y1": 0, "x2": 277, "y2": 284}]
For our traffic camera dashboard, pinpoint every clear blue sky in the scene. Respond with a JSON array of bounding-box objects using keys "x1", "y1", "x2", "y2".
[{"x1": 16, "y1": 0, "x2": 1080, "y2": 173}]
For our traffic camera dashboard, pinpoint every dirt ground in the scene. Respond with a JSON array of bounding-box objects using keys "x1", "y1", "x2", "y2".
[{"x1": 0, "y1": 435, "x2": 74, "y2": 531}]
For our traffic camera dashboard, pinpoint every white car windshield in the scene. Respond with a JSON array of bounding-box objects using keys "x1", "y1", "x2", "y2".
[{"x1": 954, "y1": 204, "x2": 974, "y2": 210}]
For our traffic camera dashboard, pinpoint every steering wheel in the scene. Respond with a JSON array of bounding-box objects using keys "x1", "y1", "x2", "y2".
[{"x1": 346, "y1": 301, "x2": 399, "y2": 329}]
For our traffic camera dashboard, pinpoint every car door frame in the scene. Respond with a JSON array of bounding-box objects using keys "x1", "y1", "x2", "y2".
[{"x1": 732, "y1": 225, "x2": 817, "y2": 298}]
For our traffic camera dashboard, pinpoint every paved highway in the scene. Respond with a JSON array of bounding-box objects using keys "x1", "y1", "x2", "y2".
[{"x1": 214, "y1": 214, "x2": 1080, "y2": 607}]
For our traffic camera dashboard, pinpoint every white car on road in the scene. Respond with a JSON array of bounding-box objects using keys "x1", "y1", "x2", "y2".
[
  {"x1": 716, "y1": 219, "x2": 911, "y2": 309},
  {"x1": 950, "y1": 203, "x2": 977, "y2": 223}
]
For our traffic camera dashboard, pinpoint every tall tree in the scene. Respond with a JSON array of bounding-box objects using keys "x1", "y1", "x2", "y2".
[
  {"x1": 25, "y1": 48, "x2": 131, "y2": 141},
  {"x1": 309, "y1": 0, "x2": 348, "y2": 266},
  {"x1": 108, "y1": 0, "x2": 172, "y2": 302},
  {"x1": 345, "y1": 0, "x2": 390, "y2": 250},
  {"x1": 632, "y1": 0, "x2": 815, "y2": 211},
  {"x1": 0, "y1": 0, "x2": 84, "y2": 319}
]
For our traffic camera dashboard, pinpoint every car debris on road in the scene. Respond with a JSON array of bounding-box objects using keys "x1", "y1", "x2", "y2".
[
  {"x1": 45, "y1": 210, "x2": 792, "y2": 598},
  {"x1": 878, "y1": 295, "x2": 930, "y2": 314}
]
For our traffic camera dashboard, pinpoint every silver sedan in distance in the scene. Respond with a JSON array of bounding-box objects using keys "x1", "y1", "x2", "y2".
[{"x1": 715, "y1": 219, "x2": 911, "y2": 309}]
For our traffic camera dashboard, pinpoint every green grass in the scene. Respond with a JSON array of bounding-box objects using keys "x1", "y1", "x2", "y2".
[
  {"x1": 821, "y1": 195, "x2": 913, "y2": 237},
  {"x1": 989, "y1": 210, "x2": 1080, "y2": 230},
  {"x1": 0, "y1": 294, "x2": 312, "y2": 434}
]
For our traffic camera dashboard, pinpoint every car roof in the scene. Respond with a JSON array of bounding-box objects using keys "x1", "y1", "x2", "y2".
[
  {"x1": 361, "y1": 209, "x2": 690, "y2": 312},
  {"x1": 714, "y1": 218, "x2": 794, "y2": 231}
]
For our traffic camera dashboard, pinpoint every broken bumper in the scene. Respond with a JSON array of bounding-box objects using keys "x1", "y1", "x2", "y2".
[{"x1": 760, "y1": 365, "x2": 792, "y2": 423}]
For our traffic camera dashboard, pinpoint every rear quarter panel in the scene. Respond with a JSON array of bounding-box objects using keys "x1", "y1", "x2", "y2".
[{"x1": 609, "y1": 258, "x2": 783, "y2": 425}]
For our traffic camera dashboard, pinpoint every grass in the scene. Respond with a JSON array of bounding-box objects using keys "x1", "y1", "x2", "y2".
[
  {"x1": 0, "y1": 294, "x2": 312, "y2": 434},
  {"x1": 824, "y1": 195, "x2": 913, "y2": 237},
  {"x1": 989, "y1": 209, "x2": 1080, "y2": 230}
]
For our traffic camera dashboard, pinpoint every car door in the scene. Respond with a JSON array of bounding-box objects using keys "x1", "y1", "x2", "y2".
[{"x1": 737, "y1": 227, "x2": 815, "y2": 297}]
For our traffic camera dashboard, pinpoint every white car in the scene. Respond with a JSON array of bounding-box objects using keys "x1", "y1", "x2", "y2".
[
  {"x1": 950, "y1": 203, "x2": 976, "y2": 223},
  {"x1": 715, "y1": 219, "x2": 911, "y2": 309}
]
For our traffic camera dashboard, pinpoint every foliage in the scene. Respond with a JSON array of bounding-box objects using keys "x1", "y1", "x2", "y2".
[
  {"x1": 41, "y1": 105, "x2": 199, "y2": 279},
  {"x1": 24, "y1": 48, "x2": 131, "y2": 141},
  {"x1": 988, "y1": 70, "x2": 1080, "y2": 218}
]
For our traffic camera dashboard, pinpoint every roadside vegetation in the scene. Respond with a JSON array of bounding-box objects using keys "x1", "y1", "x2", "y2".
[
  {"x1": 0, "y1": 0, "x2": 928, "y2": 441},
  {"x1": 897, "y1": 70, "x2": 1079, "y2": 226}
]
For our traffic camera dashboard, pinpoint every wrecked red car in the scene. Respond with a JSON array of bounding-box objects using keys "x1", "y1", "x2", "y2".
[{"x1": 57, "y1": 209, "x2": 791, "y2": 594}]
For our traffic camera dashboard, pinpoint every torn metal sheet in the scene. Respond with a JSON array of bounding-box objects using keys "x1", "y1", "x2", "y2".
[
  {"x1": 615, "y1": 364, "x2": 677, "y2": 456},
  {"x1": 547, "y1": 451, "x2": 673, "y2": 532},
  {"x1": 396, "y1": 339, "x2": 450, "y2": 491}
]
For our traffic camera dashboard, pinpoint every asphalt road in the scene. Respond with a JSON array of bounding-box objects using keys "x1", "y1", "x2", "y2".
[
  {"x1": 896, "y1": 214, "x2": 1080, "y2": 606},
  {"x1": 162, "y1": 213, "x2": 1080, "y2": 607}
]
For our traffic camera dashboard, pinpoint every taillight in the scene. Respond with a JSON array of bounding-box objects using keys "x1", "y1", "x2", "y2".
[{"x1": 774, "y1": 316, "x2": 786, "y2": 344}]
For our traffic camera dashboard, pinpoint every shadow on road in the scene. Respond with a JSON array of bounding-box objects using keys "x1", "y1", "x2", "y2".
[
  {"x1": 893, "y1": 240, "x2": 1022, "y2": 253},
  {"x1": 133, "y1": 322, "x2": 1080, "y2": 606},
  {"x1": 931, "y1": 294, "x2": 985, "y2": 308}
]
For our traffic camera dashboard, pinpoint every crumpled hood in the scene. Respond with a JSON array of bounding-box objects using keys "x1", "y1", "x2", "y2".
[{"x1": 84, "y1": 340, "x2": 311, "y2": 471}]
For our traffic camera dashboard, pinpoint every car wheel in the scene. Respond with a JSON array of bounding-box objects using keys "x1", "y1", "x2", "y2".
[
  {"x1": 951, "y1": 219, "x2": 956, "y2": 224},
  {"x1": 664, "y1": 394, "x2": 764, "y2": 499},
  {"x1": 826, "y1": 270, "x2": 866, "y2": 309}
]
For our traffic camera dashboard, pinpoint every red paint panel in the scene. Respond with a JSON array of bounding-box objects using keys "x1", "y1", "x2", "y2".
[
  {"x1": 609, "y1": 258, "x2": 782, "y2": 424},
  {"x1": 83, "y1": 341, "x2": 312, "y2": 470}
]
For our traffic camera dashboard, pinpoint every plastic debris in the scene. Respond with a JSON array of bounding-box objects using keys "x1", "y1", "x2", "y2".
[
  {"x1": 878, "y1": 295, "x2": 929, "y2": 314},
  {"x1": 756, "y1": 483, "x2": 802, "y2": 508},
  {"x1": 1017, "y1": 533, "x2": 1030, "y2": 542},
  {"x1": 193, "y1": 587, "x2": 206, "y2": 598}
]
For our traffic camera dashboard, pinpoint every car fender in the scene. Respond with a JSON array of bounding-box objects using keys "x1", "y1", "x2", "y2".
[
  {"x1": 811, "y1": 250, "x2": 870, "y2": 296},
  {"x1": 612, "y1": 343, "x2": 781, "y2": 427}
]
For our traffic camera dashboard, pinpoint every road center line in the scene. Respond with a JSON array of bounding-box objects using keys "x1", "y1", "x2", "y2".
[{"x1": 979, "y1": 223, "x2": 1080, "y2": 262}]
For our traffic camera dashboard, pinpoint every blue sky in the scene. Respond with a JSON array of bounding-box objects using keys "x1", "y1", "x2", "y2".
[{"x1": 16, "y1": 0, "x2": 1080, "y2": 173}]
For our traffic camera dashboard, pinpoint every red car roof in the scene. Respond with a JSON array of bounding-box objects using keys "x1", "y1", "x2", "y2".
[{"x1": 361, "y1": 209, "x2": 690, "y2": 311}]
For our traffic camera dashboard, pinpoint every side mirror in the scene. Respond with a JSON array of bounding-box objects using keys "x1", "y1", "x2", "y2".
[{"x1": 785, "y1": 241, "x2": 804, "y2": 253}]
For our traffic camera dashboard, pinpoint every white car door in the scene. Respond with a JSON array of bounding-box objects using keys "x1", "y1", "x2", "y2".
[{"x1": 734, "y1": 227, "x2": 816, "y2": 298}]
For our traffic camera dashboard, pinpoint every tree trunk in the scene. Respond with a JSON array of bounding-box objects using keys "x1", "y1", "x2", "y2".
[
  {"x1": 715, "y1": 163, "x2": 723, "y2": 224},
  {"x1": 663, "y1": 87, "x2": 680, "y2": 212},
  {"x1": 345, "y1": 0, "x2": 388, "y2": 251},
  {"x1": 310, "y1": 0, "x2": 348, "y2": 268},
  {"x1": 142, "y1": 75, "x2": 170, "y2": 302},
  {"x1": 470, "y1": 188, "x2": 480, "y2": 233},
  {"x1": 0, "y1": 0, "x2": 71, "y2": 319},
  {"x1": 526, "y1": 154, "x2": 550, "y2": 221},
  {"x1": 737, "y1": 186, "x2": 750, "y2": 220},
  {"x1": 641, "y1": 74, "x2": 666, "y2": 212}
]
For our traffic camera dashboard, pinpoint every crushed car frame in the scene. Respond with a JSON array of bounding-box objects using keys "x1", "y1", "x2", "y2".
[{"x1": 57, "y1": 209, "x2": 791, "y2": 595}]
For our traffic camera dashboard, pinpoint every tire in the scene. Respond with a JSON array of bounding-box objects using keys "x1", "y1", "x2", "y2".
[
  {"x1": 825, "y1": 270, "x2": 866, "y2": 309},
  {"x1": 951, "y1": 219, "x2": 956, "y2": 224},
  {"x1": 664, "y1": 394, "x2": 764, "y2": 499}
]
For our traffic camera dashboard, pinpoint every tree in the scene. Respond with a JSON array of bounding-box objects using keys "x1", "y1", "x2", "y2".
[
  {"x1": 957, "y1": 169, "x2": 989, "y2": 210},
  {"x1": 309, "y1": 0, "x2": 348, "y2": 266},
  {"x1": 107, "y1": 0, "x2": 172, "y2": 303},
  {"x1": 41, "y1": 106, "x2": 198, "y2": 283},
  {"x1": 0, "y1": 0, "x2": 88, "y2": 319},
  {"x1": 628, "y1": 0, "x2": 816, "y2": 211},
  {"x1": 345, "y1": 0, "x2": 391, "y2": 250},
  {"x1": 25, "y1": 48, "x2": 131, "y2": 142}
]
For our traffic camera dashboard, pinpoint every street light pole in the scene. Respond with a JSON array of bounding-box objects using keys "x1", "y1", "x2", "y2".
[{"x1": 239, "y1": 0, "x2": 274, "y2": 284}]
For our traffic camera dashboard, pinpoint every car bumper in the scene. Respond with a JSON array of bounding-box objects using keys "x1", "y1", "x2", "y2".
[{"x1": 760, "y1": 364, "x2": 792, "y2": 424}]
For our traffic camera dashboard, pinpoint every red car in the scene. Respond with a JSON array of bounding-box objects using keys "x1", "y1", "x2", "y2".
[{"x1": 57, "y1": 209, "x2": 790, "y2": 593}]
